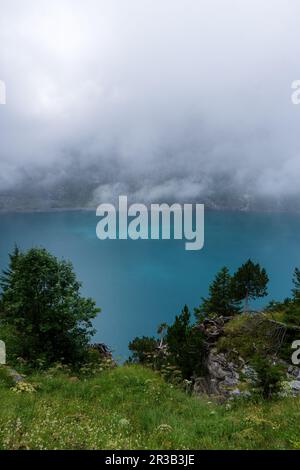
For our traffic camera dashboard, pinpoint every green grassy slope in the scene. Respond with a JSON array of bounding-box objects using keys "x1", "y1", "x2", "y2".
[{"x1": 0, "y1": 365, "x2": 300, "y2": 450}]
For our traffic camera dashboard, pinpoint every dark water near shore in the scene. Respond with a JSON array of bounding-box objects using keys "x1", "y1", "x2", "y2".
[{"x1": 0, "y1": 210, "x2": 300, "y2": 360}]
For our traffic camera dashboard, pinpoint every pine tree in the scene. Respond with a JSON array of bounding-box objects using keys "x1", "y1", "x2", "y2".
[
  {"x1": 283, "y1": 268, "x2": 300, "y2": 326},
  {"x1": 195, "y1": 267, "x2": 240, "y2": 319},
  {"x1": 232, "y1": 259, "x2": 269, "y2": 312},
  {"x1": 292, "y1": 268, "x2": 300, "y2": 302},
  {"x1": 166, "y1": 305, "x2": 205, "y2": 378},
  {"x1": 0, "y1": 244, "x2": 20, "y2": 292}
]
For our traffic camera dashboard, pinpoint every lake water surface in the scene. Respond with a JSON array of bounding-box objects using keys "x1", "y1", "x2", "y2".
[{"x1": 0, "y1": 210, "x2": 300, "y2": 360}]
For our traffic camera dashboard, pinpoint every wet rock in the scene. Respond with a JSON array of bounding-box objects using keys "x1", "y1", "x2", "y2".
[{"x1": 290, "y1": 380, "x2": 300, "y2": 391}]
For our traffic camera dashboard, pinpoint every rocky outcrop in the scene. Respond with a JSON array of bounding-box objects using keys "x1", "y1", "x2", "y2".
[
  {"x1": 90, "y1": 343, "x2": 117, "y2": 367},
  {"x1": 193, "y1": 316, "x2": 245, "y2": 399},
  {"x1": 287, "y1": 365, "x2": 300, "y2": 395},
  {"x1": 197, "y1": 316, "x2": 231, "y2": 343},
  {"x1": 194, "y1": 349, "x2": 244, "y2": 399},
  {"x1": 193, "y1": 347, "x2": 300, "y2": 400},
  {"x1": 192, "y1": 314, "x2": 300, "y2": 400}
]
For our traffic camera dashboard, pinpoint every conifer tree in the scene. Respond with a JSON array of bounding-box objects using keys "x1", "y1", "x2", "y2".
[
  {"x1": 292, "y1": 268, "x2": 300, "y2": 302},
  {"x1": 232, "y1": 259, "x2": 269, "y2": 312},
  {"x1": 195, "y1": 267, "x2": 240, "y2": 319},
  {"x1": 166, "y1": 305, "x2": 205, "y2": 378},
  {"x1": 283, "y1": 268, "x2": 300, "y2": 326}
]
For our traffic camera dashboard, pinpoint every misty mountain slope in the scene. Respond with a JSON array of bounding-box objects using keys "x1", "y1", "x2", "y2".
[
  {"x1": 0, "y1": 163, "x2": 298, "y2": 212},
  {"x1": 1, "y1": 1, "x2": 300, "y2": 212}
]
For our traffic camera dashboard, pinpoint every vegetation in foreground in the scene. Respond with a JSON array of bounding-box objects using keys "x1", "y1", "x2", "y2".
[
  {"x1": 0, "y1": 365, "x2": 300, "y2": 450},
  {"x1": 0, "y1": 247, "x2": 100, "y2": 367},
  {"x1": 1, "y1": 246, "x2": 300, "y2": 450}
]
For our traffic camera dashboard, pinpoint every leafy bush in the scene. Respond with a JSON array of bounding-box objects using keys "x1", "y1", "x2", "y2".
[
  {"x1": 0, "y1": 322, "x2": 21, "y2": 364},
  {"x1": 0, "y1": 367, "x2": 15, "y2": 388},
  {"x1": 251, "y1": 355, "x2": 284, "y2": 399},
  {"x1": 128, "y1": 306, "x2": 207, "y2": 382},
  {"x1": 128, "y1": 336, "x2": 158, "y2": 365},
  {"x1": 0, "y1": 247, "x2": 100, "y2": 367},
  {"x1": 284, "y1": 303, "x2": 300, "y2": 326},
  {"x1": 217, "y1": 314, "x2": 272, "y2": 361}
]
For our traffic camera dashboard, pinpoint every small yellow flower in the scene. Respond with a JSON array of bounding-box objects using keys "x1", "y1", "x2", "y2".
[{"x1": 11, "y1": 381, "x2": 36, "y2": 394}]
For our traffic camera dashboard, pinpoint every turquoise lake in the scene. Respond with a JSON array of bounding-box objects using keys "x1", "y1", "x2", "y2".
[{"x1": 0, "y1": 210, "x2": 300, "y2": 360}]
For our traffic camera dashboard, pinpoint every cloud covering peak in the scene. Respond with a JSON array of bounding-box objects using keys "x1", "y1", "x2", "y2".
[{"x1": 1, "y1": 0, "x2": 300, "y2": 210}]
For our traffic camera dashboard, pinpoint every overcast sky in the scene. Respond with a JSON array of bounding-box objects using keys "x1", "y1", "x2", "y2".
[{"x1": 0, "y1": 0, "x2": 300, "y2": 208}]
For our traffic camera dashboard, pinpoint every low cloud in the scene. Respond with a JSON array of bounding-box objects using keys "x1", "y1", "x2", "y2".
[{"x1": 0, "y1": 0, "x2": 300, "y2": 210}]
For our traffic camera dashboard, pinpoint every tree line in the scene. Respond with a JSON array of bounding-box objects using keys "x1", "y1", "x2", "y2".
[
  {"x1": 1, "y1": 246, "x2": 300, "y2": 377},
  {"x1": 129, "y1": 260, "x2": 300, "y2": 383}
]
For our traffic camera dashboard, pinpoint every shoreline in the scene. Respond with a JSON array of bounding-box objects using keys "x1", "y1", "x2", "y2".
[{"x1": 0, "y1": 206, "x2": 300, "y2": 216}]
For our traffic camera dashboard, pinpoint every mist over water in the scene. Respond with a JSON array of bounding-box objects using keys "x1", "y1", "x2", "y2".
[
  {"x1": 0, "y1": 210, "x2": 299, "y2": 359},
  {"x1": 1, "y1": 1, "x2": 300, "y2": 211}
]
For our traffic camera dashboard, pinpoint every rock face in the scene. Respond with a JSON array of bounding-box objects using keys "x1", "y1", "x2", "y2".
[
  {"x1": 90, "y1": 343, "x2": 117, "y2": 367},
  {"x1": 290, "y1": 380, "x2": 300, "y2": 391},
  {"x1": 197, "y1": 316, "x2": 229, "y2": 343},
  {"x1": 194, "y1": 349, "x2": 241, "y2": 398},
  {"x1": 90, "y1": 343, "x2": 114, "y2": 359},
  {"x1": 287, "y1": 366, "x2": 300, "y2": 395},
  {"x1": 193, "y1": 317, "x2": 245, "y2": 399},
  {"x1": 193, "y1": 348, "x2": 300, "y2": 400},
  {"x1": 194, "y1": 348, "x2": 300, "y2": 399},
  {"x1": 193, "y1": 315, "x2": 300, "y2": 399}
]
